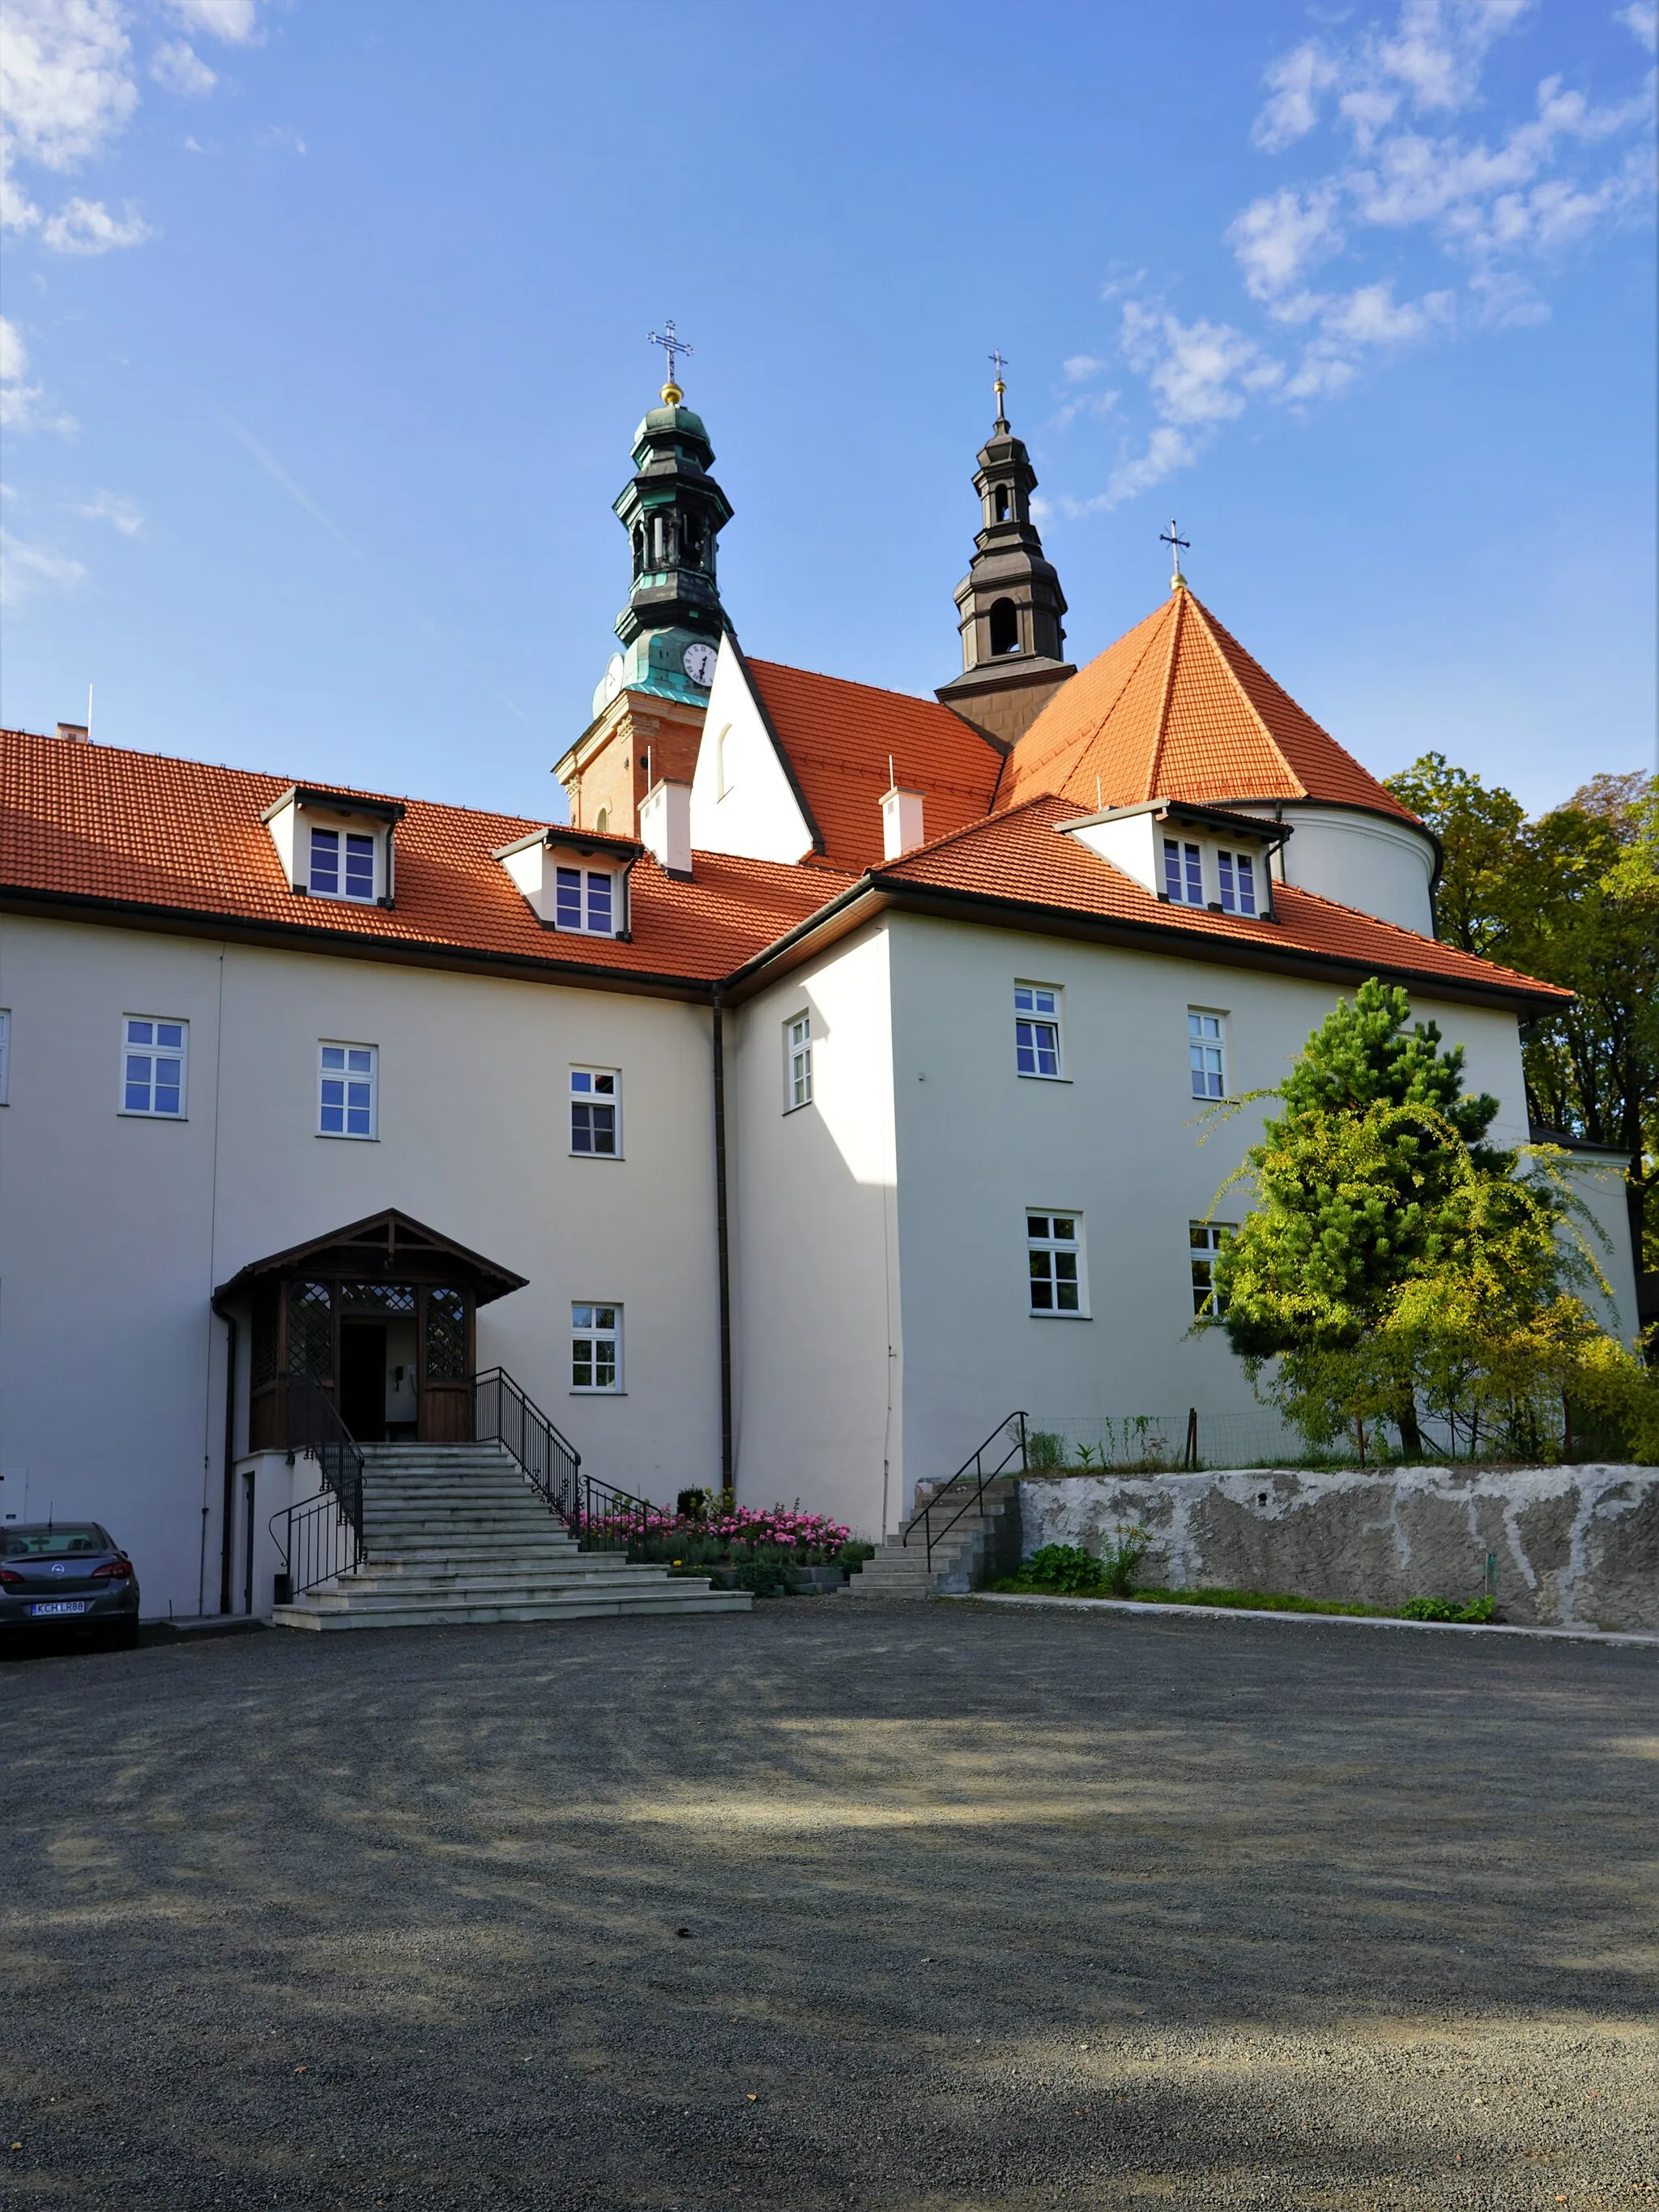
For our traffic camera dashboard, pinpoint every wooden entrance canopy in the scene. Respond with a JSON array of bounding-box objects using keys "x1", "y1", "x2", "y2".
[{"x1": 215, "y1": 1209, "x2": 528, "y2": 1448}]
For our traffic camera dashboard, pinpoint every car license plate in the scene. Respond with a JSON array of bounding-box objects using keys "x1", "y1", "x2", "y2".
[{"x1": 29, "y1": 1600, "x2": 89, "y2": 1617}]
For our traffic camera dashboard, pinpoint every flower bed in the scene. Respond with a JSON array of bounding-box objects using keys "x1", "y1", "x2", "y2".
[{"x1": 569, "y1": 1502, "x2": 868, "y2": 1594}]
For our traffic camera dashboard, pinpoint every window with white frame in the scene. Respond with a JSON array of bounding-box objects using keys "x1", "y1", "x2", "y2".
[
  {"x1": 784, "y1": 1012, "x2": 812, "y2": 1110},
  {"x1": 554, "y1": 866, "x2": 615, "y2": 934},
  {"x1": 309, "y1": 825, "x2": 377, "y2": 902},
  {"x1": 1188, "y1": 1010, "x2": 1226, "y2": 1100},
  {"x1": 1162, "y1": 836, "x2": 1205, "y2": 906},
  {"x1": 1027, "y1": 1211, "x2": 1086, "y2": 1316},
  {"x1": 570, "y1": 1068, "x2": 619, "y2": 1156},
  {"x1": 319, "y1": 1043, "x2": 377, "y2": 1138},
  {"x1": 0, "y1": 1009, "x2": 9, "y2": 1105},
  {"x1": 1191, "y1": 1221, "x2": 1234, "y2": 1317},
  {"x1": 1217, "y1": 848, "x2": 1257, "y2": 916},
  {"x1": 1014, "y1": 982, "x2": 1062, "y2": 1078},
  {"x1": 121, "y1": 1016, "x2": 187, "y2": 1118},
  {"x1": 571, "y1": 1302, "x2": 621, "y2": 1391}
]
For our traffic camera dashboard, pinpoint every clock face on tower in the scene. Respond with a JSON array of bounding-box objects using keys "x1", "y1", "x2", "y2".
[{"x1": 681, "y1": 639, "x2": 719, "y2": 688}]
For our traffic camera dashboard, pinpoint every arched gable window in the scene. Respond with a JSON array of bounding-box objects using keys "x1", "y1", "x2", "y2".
[
  {"x1": 989, "y1": 599, "x2": 1021, "y2": 656},
  {"x1": 595, "y1": 808, "x2": 609, "y2": 834}
]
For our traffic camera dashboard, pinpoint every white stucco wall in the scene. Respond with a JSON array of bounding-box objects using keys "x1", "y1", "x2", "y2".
[
  {"x1": 1232, "y1": 804, "x2": 1438, "y2": 936},
  {"x1": 688, "y1": 644, "x2": 813, "y2": 863},
  {"x1": 727, "y1": 923, "x2": 901, "y2": 1540},
  {"x1": 883, "y1": 914, "x2": 1539, "y2": 1516},
  {"x1": 0, "y1": 916, "x2": 724, "y2": 1617}
]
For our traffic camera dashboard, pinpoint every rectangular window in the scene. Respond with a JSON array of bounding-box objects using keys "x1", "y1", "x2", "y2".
[
  {"x1": 1191, "y1": 1221, "x2": 1234, "y2": 1317},
  {"x1": 319, "y1": 1042, "x2": 377, "y2": 1138},
  {"x1": 1218, "y1": 850, "x2": 1256, "y2": 916},
  {"x1": 554, "y1": 867, "x2": 615, "y2": 934},
  {"x1": 570, "y1": 1068, "x2": 619, "y2": 1156},
  {"x1": 1188, "y1": 1010, "x2": 1226, "y2": 1100},
  {"x1": 309, "y1": 826, "x2": 377, "y2": 902},
  {"x1": 1014, "y1": 983, "x2": 1062, "y2": 1078},
  {"x1": 571, "y1": 1302, "x2": 621, "y2": 1392},
  {"x1": 784, "y1": 1012, "x2": 812, "y2": 1110},
  {"x1": 1162, "y1": 837, "x2": 1205, "y2": 906},
  {"x1": 0, "y1": 1009, "x2": 8, "y2": 1105},
  {"x1": 121, "y1": 1016, "x2": 188, "y2": 1117},
  {"x1": 1027, "y1": 1212, "x2": 1086, "y2": 1316}
]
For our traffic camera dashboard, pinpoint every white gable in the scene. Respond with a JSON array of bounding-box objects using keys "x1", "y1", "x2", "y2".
[{"x1": 688, "y1": 639, "x2": 815, "y2": 864}]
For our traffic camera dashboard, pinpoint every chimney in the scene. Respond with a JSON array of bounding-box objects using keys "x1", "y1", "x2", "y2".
[
  {"x1": 54, "y1": 722, "x2": 90, "y2": 743},
  {"x1": 638, "y1": 778, "x2": 693, "y2": 879},
  {"x1": 881, "y1": 785, "x2": 925, "y2": 861}
]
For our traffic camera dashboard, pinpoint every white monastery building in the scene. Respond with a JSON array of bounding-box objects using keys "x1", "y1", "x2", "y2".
[{"x1": 0, "y1": 366, "x2": 1639, "y2": 1622}]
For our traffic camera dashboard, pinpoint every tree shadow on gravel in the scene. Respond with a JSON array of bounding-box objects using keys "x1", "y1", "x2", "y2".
[{"x1": 2, "y1": 1604, "x2": 1654, "y2": 2209}]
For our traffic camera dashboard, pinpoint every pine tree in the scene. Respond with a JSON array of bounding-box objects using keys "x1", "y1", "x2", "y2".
[{"x1": 1207, "y1": 977, "x2": 1624, "y2": 1458}]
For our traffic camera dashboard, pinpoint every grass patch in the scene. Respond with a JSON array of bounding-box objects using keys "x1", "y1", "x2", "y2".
[{"x1": 982, "y1": 1574, "x2": 1503, "y2": 1624}]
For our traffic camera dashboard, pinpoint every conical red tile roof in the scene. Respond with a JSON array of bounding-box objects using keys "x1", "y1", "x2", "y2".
[{"x1": 997, "y1": 586, "x2": 1419, "y2": 825}]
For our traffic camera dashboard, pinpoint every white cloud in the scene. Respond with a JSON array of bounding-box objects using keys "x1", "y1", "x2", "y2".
[
  {"x1": 150, "y1": 40, "x2": 217, "y2": 97},
  {"x1": 1619, "y1": 3, "x2": 1657, "y2": 53},
  {"x1": 1121, "y1": 304, "x2": 1282, "y2": 427},
  {"x1": 0, "y1": 314, "x2": 75, "y2": 433},
  {"x1": 75, "y1": 488, "x2": 143, "y2": 536},
  {"x1": 256, "y1": 122, "x2": 307, "y2": 154},
  {"x1": 166, "y1": 0, "x2": 260, "y2": 40},
  {"x1": 0, "y1": 0, "x2": 137, "y2": 172},
  {"x1": 0, "y1": 526, "x2": 87, "y2": 609},
  {"x1": 1227, "y1": 185, "x2": 1344, "y2": 304},
  {"x1": 1103, "y1": 425, "x2": 1201, "y2": 508},
  {"x1": 1063, "y1": 355, "x2": 1107, "y2": 381},
  {"x1": 41, "y1": 195, "x2": 151, "y2": 252},
  {"x1": 1254, "y1": 41, "x2": 1341, "y2": 151}
]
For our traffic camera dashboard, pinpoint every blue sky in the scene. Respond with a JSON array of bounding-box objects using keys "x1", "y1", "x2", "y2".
[{"x1": 2, "y1": 0, "x2": 1653, "y2": 824}]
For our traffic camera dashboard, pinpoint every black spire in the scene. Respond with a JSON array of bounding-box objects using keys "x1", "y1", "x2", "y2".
[{"x1": 936, "y1": 388, "x2": 1075, "y2": 745}]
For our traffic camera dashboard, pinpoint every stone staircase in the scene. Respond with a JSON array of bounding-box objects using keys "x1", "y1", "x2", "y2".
[
  {"x1": 847, "y1": 1477, "x2": 1021, "y2": 1598},
  {"x1": 271, "y1": 1443, "x2": 751, "y2": 1630}
]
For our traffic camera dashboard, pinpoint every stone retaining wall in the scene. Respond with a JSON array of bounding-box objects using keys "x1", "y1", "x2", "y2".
[{"x1": 1017, "y1": 1464, "x2": 1659, "y2": 1633}]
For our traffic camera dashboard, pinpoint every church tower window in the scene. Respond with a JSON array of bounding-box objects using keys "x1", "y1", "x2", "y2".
[
  {"x1": 989, "y1": 599, "x2": 1020, "y2": 656},
  {"x1": 994, "y1": 486, "x2": 1011, "y2": 522}
]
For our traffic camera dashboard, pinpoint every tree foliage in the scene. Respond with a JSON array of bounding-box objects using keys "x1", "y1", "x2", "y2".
[
  {"x1": 1209, "y1": 978, "x2": 1654, "y2": 1462},
  {"x1": 1384, "y1": 756, "x2": 1659, "y2": 1272}
]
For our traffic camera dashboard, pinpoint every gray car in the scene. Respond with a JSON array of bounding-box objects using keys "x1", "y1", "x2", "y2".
[{"x1": 0, "y1": 1524, "x2": 141, "y2": 1648}]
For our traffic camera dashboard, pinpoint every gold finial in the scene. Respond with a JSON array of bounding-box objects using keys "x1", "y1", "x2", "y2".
[
  {"x1": 989, "y1": 348, "x2": 1010, "y2": 429},
  {"x1": 649, "y1": 321, "x2": 693, "y2": 407}
]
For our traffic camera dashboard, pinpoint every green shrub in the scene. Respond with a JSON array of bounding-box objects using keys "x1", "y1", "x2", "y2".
[
  {"x1": 1026, "y1": 1431, "x2": 1067, "y2": 1469},
  {"x1": 1099, "y1": 1523, "x2": 1150, "y2": 1596},
  {"x1": 1010, "y1": 1543, "x2": 1107, "y2": 1594},
  {"x1": 1401, "y1": 1592, "x2": 1499, "y2": 1623}
]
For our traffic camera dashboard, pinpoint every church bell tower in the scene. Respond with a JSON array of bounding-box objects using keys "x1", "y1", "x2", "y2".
[
  {"x1": 557, "y1": 326, "x2": 735, "y2": 835},
  {"x1": 936, "y1": 361, "x2": 1075, "y2": 746}
]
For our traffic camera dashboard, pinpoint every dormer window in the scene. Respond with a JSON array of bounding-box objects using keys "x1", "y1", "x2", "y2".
[
  {"x1": 260, "y1": 785, "x2": 404, "y2": 906},
  {"x1": 310, "y1": 825, "x2": 377, "y2": 903},
  {"x1": 1218, "y1": 849, "x2": 1256, "y2": 916},
  {"x1": 493, "y1": 825, "x2": 639, "y2": 937},
  {"x1": 556, "y1": 867, "x2": 614, "y2": 935},
  {"x1": 1163, "y1": 837, "x2": 1204, "y2": 906}
]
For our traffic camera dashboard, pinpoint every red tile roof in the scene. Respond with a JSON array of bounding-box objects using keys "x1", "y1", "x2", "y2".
[
  {"x1": 875, "y1": 795, "x2": 1570, "y2": 1005},
  {"x1": 745, "y1": 658, "x2": 1004, "y2": 870},
  {"x1": 997, "y1": 587, "x2": 1422, "y2": 825},
  {"x1": 0, "y1": 729, "x2": 850, "y2": 984}
]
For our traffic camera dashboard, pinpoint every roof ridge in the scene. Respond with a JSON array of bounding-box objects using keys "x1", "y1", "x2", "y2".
[
  {"x1": 1181, "y1": 591, "x2": 1307, "y2": 801},
  {"x1": 998, "y1": 596, "x2": 1175, "y2": 803},
  {"x1": 1142, "y1": 586, "x2": 1187, "y2": 804}
]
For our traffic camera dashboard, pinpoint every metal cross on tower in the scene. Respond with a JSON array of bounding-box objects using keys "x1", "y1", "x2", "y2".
[
  {"x1": 1160, "y1": 518, "x2": 1191, "y2": 585},
  {"x1": 648, "y1": 320, "x2": 693, "y2": 395},
  {"x1": 989, "y1": 350, "x2": 1009, "y2": 424}
]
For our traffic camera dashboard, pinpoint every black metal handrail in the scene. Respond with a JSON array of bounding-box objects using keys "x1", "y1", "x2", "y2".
[
  {"x1": 470, "y1": 1367, "x2": 659, "y2": 1553},
  {"x1": 269, "y1": 1372, "x2": 366, "y2": 1600},
  {"x1": 904, "y1": 1411, "x2": 1029, "y2": 1570}
]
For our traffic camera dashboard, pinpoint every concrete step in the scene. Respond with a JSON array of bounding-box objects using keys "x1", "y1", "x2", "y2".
[{"x1": 273, "y1": 1586, "x2": 751, "y2": 1631}]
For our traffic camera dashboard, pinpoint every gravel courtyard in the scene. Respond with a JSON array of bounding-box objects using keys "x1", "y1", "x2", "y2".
[{"x1": 2, "y1": 1599, "x2": 1654, "y2": 2210}]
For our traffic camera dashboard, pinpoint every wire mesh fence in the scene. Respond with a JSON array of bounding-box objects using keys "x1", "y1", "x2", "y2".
[{"x1": 1023, "y1": 1398, "x2": 1620, "y2": 1473}]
